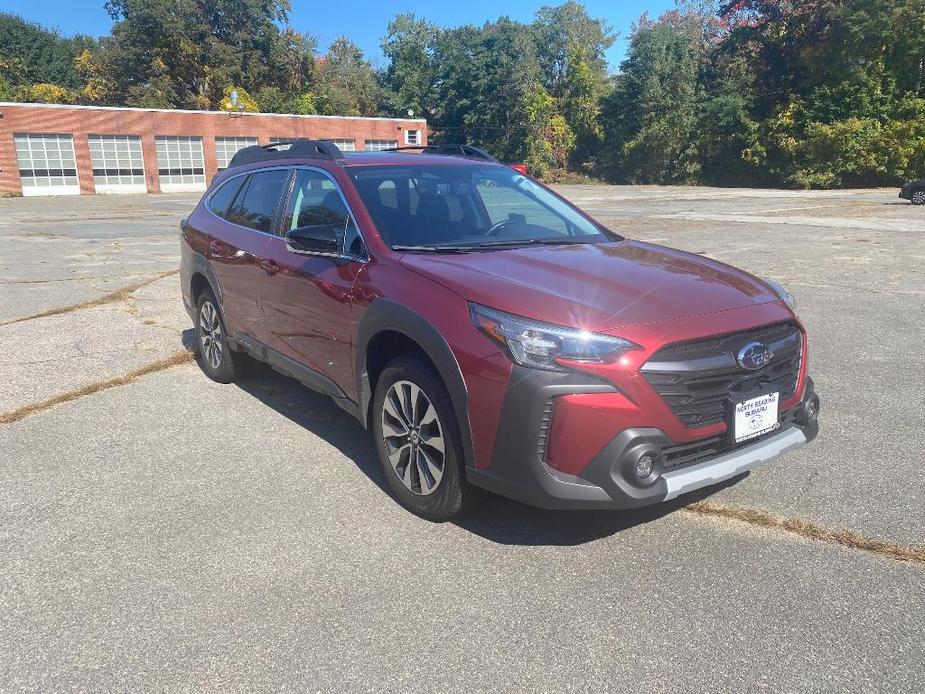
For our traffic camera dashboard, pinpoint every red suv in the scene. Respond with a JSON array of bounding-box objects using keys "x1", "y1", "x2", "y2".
[{"x1": 180, "y1": 141, "x2": 820, "y2": 520}]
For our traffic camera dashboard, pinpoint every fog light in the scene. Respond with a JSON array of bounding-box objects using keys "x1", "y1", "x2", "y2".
[{"x1": 634, "y1": 453, "x2": 656, "y2": 479}]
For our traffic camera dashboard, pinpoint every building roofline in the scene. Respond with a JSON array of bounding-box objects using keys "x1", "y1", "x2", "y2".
[{"x1": 0, "y1": 101, "x2": 427, "y2": 124}]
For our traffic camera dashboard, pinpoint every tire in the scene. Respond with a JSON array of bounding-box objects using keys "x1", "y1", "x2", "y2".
[
  {"x1": 911, "y1": 188, "x2": 925, "y2": 206},
  {"x1": 371, "y1": 354, "x2": 481, "y2": 521},
  {"x1": 195, "y1": 288, "x2": 246, "y2": 383}
]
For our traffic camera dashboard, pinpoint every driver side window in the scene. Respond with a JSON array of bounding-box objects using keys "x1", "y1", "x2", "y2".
[{"x1": 288, "y1": 169, "x2": 366, "y2": 258}]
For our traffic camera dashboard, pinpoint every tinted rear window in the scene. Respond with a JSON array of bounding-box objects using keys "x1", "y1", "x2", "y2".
[
  {"x1": 226, "y1": 169, "x2": 290, "y2": 233},
  {"x1": 207, "y1": 176, "x2": 245, "y2": 219}
]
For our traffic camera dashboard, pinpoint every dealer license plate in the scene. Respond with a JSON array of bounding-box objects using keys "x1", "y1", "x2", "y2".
[{"x1": 732, "y1": 392, "x2": 780, "y2": 444}]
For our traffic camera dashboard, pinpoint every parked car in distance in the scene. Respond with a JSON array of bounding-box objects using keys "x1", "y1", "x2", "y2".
[
  {"x1": 180, "y1": 140, "x2": 820, "y2": 521},
  {"x1": 899, "y1": 179, "x2": 925, "y2": 205}
]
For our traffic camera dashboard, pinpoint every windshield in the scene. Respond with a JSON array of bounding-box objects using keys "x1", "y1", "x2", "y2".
[{"x1": 349, "y1": 164, "x2": 620, "y2": 250}]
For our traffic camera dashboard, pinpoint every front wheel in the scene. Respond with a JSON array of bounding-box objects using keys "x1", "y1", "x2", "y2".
[
  {"x1": 911, "y1": 189, "x2": 925, "y2": 206},
  {"x1": 371, "y1": 355, "x2": 481, "y2": 521}
]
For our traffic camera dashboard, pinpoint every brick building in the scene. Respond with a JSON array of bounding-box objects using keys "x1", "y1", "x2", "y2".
[{"x1": 0, "y1": 102, "x2": 427, "y2": 196}]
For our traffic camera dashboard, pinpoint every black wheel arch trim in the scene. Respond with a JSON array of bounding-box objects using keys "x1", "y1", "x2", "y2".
[
  {"x1": 356, "y1": 298, "x2": 476, "y2": 469},
  {"x1": 185, "y1": 249, "x2": 224, "y2": 317}
]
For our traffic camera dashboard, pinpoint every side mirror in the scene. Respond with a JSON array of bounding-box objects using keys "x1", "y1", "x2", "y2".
[{"x1": 285, "y1": 224, "x2": 340, "y2": 256}]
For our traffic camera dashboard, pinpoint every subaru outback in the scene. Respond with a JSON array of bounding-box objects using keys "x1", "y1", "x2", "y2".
[{"x1": 180, "y1": 141, "x2": 820, "y2": 521}]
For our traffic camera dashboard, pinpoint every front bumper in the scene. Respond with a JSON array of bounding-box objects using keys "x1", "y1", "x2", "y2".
[{"x1": 466, "y1": 366, "x2": 820, "y2": 510}]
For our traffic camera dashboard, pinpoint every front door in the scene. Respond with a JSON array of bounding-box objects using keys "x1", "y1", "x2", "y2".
[{"x1": 260, "y1": 168, "x2": 367, "y2": 399}]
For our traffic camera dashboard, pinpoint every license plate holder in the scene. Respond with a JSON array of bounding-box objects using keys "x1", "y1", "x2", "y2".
[{"x1": 729, "y1": 390, "x2": 780, "y2": 444}]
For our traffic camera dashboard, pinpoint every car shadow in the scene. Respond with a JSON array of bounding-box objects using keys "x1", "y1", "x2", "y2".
[
  {"x1": 181, "y1": 328, "x2": 198, "y2": 352},
  {"x1": 217, "y1": 358, "x2": 741, "y2": 547}
]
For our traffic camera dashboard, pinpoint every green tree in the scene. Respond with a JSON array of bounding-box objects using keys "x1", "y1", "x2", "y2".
[
  {"x1": 602, "y1": 15, "x2": 704, "y2": 183},
  {"x1": 718, "y1": 0, "x2": 925, "y2": 186},
  {"x1": 316, "y1": 37, "x2": 379, "y2": 116},
  {"x1": 525, "y1": 85, "x2": 576, "y2": 178},
  {"x1": 99, "y1": 0, "x2": 313, "y2": 109},
  {"x1": 532, "y1": 2, "x2": 614, "y2": 101},
  {"x1": 430, "y1": 18, "x2": 543, "y2": 162},
  {"x1": 380, "y1": 14, "x2": 439, "y2": 118},
  {"x1": 532, "y1": 3, "x2": 614, "y2": 168},
  {"x1": 0, "y1": 13, "x2": 95, "y2": 91}
]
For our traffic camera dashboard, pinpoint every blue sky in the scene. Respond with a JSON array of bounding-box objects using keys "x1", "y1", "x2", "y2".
[{"x1": 4, "y1": 0, "x2": 678, "y2": 71}]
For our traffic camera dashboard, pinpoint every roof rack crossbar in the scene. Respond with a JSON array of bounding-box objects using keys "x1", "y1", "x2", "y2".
[
  {"x1": 381, "y1": 144, "x2": 500, "y2": 163},
  {"x1": 227, "y1": 139, "x2": 345, "y2": 169}
]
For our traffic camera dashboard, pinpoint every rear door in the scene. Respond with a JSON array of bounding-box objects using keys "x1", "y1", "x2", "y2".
[
  {"x1": 259, "y1": 167, "x2": 367, "y2": 398},
  {"x1": 206, "y1": 169, "x2": 289, "y2": 343}
]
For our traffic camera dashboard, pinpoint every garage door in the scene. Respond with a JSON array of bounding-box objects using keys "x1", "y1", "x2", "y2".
[
  {"x1": 155, "y1": 136, "x2": 205, "y2": 193},
  {"x1": 89, "y1": 135, "x2": 146, "y2": 194},
  {"x1": 330, "y1": 139, "x2": 356, "y2": 151},
  {"x1": 215, "y1": 137, "x2": 258, "y2": 171},
  {"x1": 364, "y1": 139, "x2": 398, "y2": 151},
  {"x1": 14, "y1": 133, "x2": 80, "y2": 196}
]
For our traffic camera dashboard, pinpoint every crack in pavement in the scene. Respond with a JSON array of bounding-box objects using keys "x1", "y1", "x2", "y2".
[
  {"x1": 683, "y1": 501, "x2": 925, "y2": 566},
  {"x1": 0, "y1": 275, "x2": 110, "y2": 285},
  {"x1": 0, "y1": 349, "x2": 195, "y2": 424},
  {"x1": 0, "y1": 270, "x2": 179, "y2": 327},
  {"x1": 3, "y1": 342, "x2": 922, "y2": 567}
]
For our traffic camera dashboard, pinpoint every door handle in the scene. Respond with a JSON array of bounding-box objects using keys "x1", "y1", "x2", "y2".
[{"x1": 260, "y1": 258, "x2": 280, "y2": 275}]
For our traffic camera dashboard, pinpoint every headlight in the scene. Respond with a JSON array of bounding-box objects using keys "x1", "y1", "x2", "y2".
[
  {"x1": 470, "y1": 303, "x2": 638, "y2": 371},
  {"x1": 764, "y1": 278, "x2": 795, "y2": 308}
]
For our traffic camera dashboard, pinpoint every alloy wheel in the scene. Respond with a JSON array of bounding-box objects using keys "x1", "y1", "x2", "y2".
[
  {"x1": 912, "y1": 190, "x2": 925, "y2": 205},
  {"x1": 381, "y1": 380, "x2": 446, "y2": 495},
  {"x1": 199, "y1": 300, "x2": 224, "y2": 370}
]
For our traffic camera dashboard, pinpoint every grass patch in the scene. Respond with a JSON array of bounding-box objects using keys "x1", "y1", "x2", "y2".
[
  {"x1": 0, "y1": 269, "x2": 179, "y2": 327},
  {"x1": 0, "y1": 350, "x2": 195, "y2": 424},
  {"x1": 685, "y1": 501, "x2": 925, "y2": 566}
]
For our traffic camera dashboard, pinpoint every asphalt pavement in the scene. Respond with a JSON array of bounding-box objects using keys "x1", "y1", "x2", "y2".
[{"x1": 1, "y1": 186, "x2": 923, "y2": 692}]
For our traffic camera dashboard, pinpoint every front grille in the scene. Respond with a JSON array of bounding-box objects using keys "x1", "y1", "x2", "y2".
[
  {"x1": 662, "y1": 410, "x2": 798, "y2": 471},
  {"x1": 642, "y1": 321, "x2": 802, "y2": 428}
]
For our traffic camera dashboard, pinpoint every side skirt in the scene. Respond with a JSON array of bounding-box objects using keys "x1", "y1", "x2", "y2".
[{"x1": 235, "y1": 335, "x2": 360, "y2": 420}]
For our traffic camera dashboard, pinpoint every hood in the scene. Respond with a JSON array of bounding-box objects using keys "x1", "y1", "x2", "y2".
[{"x1": 399, "y1": 240, "x2": 779, "y2": 332}]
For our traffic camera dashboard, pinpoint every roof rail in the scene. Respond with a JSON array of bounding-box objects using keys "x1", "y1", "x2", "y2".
[
  {"x1": 227, "y1": 139, "x2": 345, "y2": 169},
  {"x1": 382, "y1": 144, "x2": 500, "y2": 164}
]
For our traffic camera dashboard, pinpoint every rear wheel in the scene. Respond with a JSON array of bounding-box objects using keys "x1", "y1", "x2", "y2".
[
  {"x1": 911, "y1": 188, "x2": 925, "y2": 206},
  {"x1": 372, "y1": 355, "x2": 480, "y2": 521},
  {"x1": 196, "y1": 289, "x2": 245, "y2": 383}
]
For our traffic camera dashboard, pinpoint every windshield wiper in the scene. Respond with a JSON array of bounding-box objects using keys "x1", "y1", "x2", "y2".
[
  {"x1": 391, "y1": 244, "x2": 478, "y2": 253},
  {"x1": 473, "y1": 237, "x2": 597, "y2": 248},
  {"x1": 392, "y1": 238, "x2": 605, "y2": 253}
]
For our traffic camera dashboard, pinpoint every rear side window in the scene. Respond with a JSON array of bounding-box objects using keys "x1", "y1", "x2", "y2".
[
  {"x1": 207, "y1": 176, "x2": 245, "y2": 219},
  {"x1": 226, "y1": 169, "x2": 289, "y2": 233}
]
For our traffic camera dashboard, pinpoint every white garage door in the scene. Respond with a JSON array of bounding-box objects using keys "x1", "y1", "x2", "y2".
[
  {"x1": 155, "y1": 136, "x2": 205, "y2": 193},
  {"x1": 14, "y1": 133, "x2": 80, "y2": 196},
  {"x1": 330, "y1": 139, "x2": 357, "y2": 151},
  {"x1": 364, "y1": 139, "x2": 398, "y2": 151},
  {"x1": 89, "y1": 135, "x2": 146, "y2": 194},
  {"x1": 215, "y1": 136, "x2": 258, "y2": 171}
]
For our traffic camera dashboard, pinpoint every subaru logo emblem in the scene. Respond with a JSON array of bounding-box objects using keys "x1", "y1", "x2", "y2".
[{"x1": 737, "y1": 341, "x2": 773, "y2": 371}]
